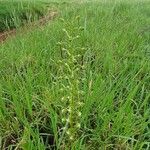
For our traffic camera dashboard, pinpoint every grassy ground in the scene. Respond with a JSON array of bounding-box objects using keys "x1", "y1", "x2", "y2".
[
  {"x1": 0, "y1": 1, "x2": 48, "y2": 32},
  {"x1": 0, "y1": 0, "x2": 150, "y2": 149}
]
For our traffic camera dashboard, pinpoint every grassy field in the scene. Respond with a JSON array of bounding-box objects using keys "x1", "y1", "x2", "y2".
[{"x1": 0, "y1": 0, "x2": 150, "y2": 149}]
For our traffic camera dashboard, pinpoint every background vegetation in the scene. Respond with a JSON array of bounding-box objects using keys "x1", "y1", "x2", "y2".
[{"x1": 0, "y1": 1, "x2": 48, "y2": 32}]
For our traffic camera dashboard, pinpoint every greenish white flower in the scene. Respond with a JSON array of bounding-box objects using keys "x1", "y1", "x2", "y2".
[
  {"x1": 69, "y1": 136, "x2": 74, "y2": 140},
  {"x1": 62, "y1": 118, "x2": 66, "y2": 122},
  {"x1": 61, "y1": 97, "x2": 65, "y2": 101},
  {"x1": 66, "y1": 130, "x2": 71, "y2": 135},
  {"x1": 76, "y1": 123, "x2": 81, "y2": 128},
  {"x1": 62, "y1": 109, "x2": 66, "y2": 113},
  {"x1": 66, "y1": 118, "x2": 70, "y2": 123},
  {"x1": 78, "y1": 112, "x2": 81, "y2": 117}
]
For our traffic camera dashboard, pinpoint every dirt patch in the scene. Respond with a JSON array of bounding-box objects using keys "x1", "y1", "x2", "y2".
[
  {"x1": 0, "y1": 11, "x2": 58, "y2": 43},
  {"x1": 0, "y1": 29, "x2": 16, "y2": 42}
]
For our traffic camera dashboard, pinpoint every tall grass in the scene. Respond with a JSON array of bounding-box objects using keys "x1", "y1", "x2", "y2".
[
  {"x1": 0, "y1": 1, "x2": 48, "y2": 32},
  {"x1": 0, "y1": 0, "x2": 150, "y2": 149}
]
